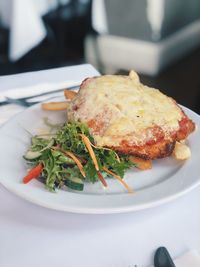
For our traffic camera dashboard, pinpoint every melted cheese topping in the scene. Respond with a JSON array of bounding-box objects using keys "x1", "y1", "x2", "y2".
[{"x1": 67, "y1": 72, "x2": 182, "y2": 146}]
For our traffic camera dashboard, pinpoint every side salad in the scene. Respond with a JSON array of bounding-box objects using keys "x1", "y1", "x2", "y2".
[{"x1": 23, "y1": 121, "x2": 136, "y2": 193}]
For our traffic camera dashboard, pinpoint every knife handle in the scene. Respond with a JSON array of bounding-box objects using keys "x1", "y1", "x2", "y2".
[{"x1": 154, "y1": 247, "x2": 176, "y2": 267}]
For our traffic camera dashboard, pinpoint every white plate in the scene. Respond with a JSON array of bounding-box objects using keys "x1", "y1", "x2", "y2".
[{"x1": 0, "y1": 102, "x2": 200, "y2": 214}]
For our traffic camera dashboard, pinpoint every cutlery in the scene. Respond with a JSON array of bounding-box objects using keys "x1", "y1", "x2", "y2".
[
  {"x1": 154, "y1": 247, "x2": 176, "y2": 267},
  {"x1": 4, "y1": 97, "x2": 39, "y2": 107},
  {"x1": 8, "y1": 84, "x2": 78, "y2": 101},
  {"x1": 0, "y1": 85, "x2": 79, "y2": 107},
  {"x1": 0, "y1": 80, "x2": 81, "y2": 102}
]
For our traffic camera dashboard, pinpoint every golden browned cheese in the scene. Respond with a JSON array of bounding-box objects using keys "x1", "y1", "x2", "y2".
[{"x1": 67, "y1": 71, "x2": 195, "y2": 159}]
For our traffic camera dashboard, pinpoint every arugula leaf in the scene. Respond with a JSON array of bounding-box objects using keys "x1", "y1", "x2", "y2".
[
  {"x1": 84, "y1": 158, "x2": 98, "y2": 183},
  {"x1": 30, "y1": 137, "x2": 51, "y2": 151},
  {"x1": 56, "y1": 122, "x2": 94, "y2": 154}
]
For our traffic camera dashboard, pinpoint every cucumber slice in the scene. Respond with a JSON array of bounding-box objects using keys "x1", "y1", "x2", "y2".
[
  {"x1": 24, "y1": 150, "x2": 42, "y2": 160},
  {"x1": 59, "y1": 155, "x2": 74, "y2": 164},
  {"x1": 24, "y1": 139, "x2": 54, "y2": 161},
  {"x1": 51, "y1": 150, "x2": 74, "y2": 164},
  {"x1": 65, "y1": 177, "x2": 84, "y2": 191}
]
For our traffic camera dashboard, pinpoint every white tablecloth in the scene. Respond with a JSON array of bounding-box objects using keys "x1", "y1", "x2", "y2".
[
  {"x1": 0, "y1": 64, "x2": 200, "y2": 267},
  {"x1": 0, "y1": 0, "x2": 69, "y2": 61}
]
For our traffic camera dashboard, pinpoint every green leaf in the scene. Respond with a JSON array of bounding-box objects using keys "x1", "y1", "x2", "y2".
[
  {"x1": 23, "y1": 121, "x2": 136, "y2": 192},
  {"x1": 84, "y1": 158, "x2": 98, "y2": 183}
]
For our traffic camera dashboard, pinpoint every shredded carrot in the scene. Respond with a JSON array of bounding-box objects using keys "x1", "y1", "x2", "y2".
[
  {"x1": 52, "y1": 146, "x2": 86, "y2": 177},
  {"x1": 97, "y1": 172, "x2": 108, "y2": 187},
  {"x1": 102, "y1": 167, "x2": 133, "y2": 193},
  {"x1": 90, "y1": 143, "x2": 120, "y2": 163},
  {"x1": 23, "y1": 163, "x2": 43, "y2": 184},
  {"x1": 80, "y1": 134, "x2": 99, "y2": 171},
  {"x1": 59, "y1": 150, "x2": 85, "y2": 178}
]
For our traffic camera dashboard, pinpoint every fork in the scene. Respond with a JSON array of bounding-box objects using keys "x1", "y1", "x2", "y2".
[
  {"x1": 4, "y1": 97, "x2": 36, "y2": 107},
  {"x1": 1, "y1": 85, "x2": 79, "y2": 107}
]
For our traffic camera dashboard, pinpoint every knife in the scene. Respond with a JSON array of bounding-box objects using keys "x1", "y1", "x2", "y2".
[
  {"x1": 0, "y1": 81, "x2": 80, "y2": 103},
  {"x1": 154, "y1": 247, "x2": 176, "y2": 267},
  {"x1": 0, "y1": 84, "x2": 79, "y2": 107}
]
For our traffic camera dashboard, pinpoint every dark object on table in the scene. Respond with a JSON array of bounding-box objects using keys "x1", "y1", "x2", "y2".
[{"x1": 154, "y1": 247, "x2": 176, "y2": 267}]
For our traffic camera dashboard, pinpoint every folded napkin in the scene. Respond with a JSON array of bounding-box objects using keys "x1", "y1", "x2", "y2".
[
  {"x1": 150, "y1": 250, "x2": 200, "y2": 267},
  {"x1": 9, "y1": 0, "x2": 47, "y2": 61},
  {"x1": 0, "y1": 64, "x2": 99, "y2": 102}
]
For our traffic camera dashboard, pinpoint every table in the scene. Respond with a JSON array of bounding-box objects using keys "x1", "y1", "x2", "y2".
[{"x1": 0, "y1": 64, "x2": 200, "y2": 267}]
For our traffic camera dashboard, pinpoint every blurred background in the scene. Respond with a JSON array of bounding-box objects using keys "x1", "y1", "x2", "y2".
[{"x1": 0, "y1": 0, "x2": 200, "y2": 113}]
